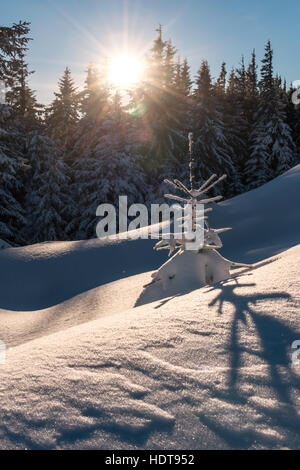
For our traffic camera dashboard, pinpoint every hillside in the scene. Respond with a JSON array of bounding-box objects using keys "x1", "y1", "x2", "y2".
[
  {"x1": 0, "y1": 165, "x2": 299, "y2": 449},
  {"x1": 0, "y1": 164, "x2": 299, "y2": 313}
]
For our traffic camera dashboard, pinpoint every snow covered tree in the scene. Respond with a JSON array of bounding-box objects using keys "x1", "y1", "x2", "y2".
[
  {"x1": 245, "y1": 41, "x2": 294, "y2": 189},
  {"x1": 215, "y1": 62, "x2": 227, "y2": 96},
  {"x1": 231, "y1": 57, "x2": 248, "y2": 176},
  {"x1": 72, "y1": 97, "x2": 146, "y2": 239},
  {"x1": 130, "y1": 26, "x2": 184, "y2": 178},
  {"x1": 25, "y1": 133, "x2": 72, "y2": 242},
  {"x1": 244, "y1": 121, "x2": 270, "y2": 190},
  {"x1": 173, "y1": 57, "x2": 193, "y2": 141},
  {"x1": 0, "y1": 21, "x2": 42, "y2": 130},
  {"x1": 71, "y1": 63, "x2": 111, "y2": 162},
  {"x1": 143, "y1": 133, "x2": 249, "y2": 298},
  {"x1": 46, "y1": 67, "x2": 79, "y2": 151},
  {"x1": 293, "y1": 99, "x2": 300, "y2": 162},
  {"x1": 5, "y1": 59, "x2": 43, "y2": 130},
  {"x1": 0, "y1": 21, "x2": 31, "y2": 86},
  {"x1": 80, "y1": 63, "x2": 110, "y2": 123},
  {"x1": 192, "y1": 60, "x2": 239, "y2": 196},
  {"x1": 0, "y1": 104, "x2": 27, "y2": 244}
]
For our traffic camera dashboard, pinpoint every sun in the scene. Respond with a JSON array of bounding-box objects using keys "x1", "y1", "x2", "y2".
[{"x1": 108, "y1": 54, "x2": 144, "y2": 89}]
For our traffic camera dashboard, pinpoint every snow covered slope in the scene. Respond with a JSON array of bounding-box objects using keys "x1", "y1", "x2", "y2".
[
  {"x1": 0, "y1": 271, "x2": 149, "y2": 348},
  {"x1": 0, "y1": 238, "x2": 165, "y2": 311},
  {"x1": 0, "y1": 245, "x2": 299, "y2": 449},
  {"x1": 212, "y1": 164, "x2": 300, "y2": 263},
  {"x1": 0, "y1": 164, "x2": 299, "y2": 313}
]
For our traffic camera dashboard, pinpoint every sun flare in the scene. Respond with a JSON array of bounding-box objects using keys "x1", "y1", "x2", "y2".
[{"x1": 108, "y1": 54, "x2": 144, "y2": 89}]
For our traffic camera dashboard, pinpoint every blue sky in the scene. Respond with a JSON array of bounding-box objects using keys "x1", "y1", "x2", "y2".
[{"x1": 2, "y1": 0, "x2": 299, "y2": 103}]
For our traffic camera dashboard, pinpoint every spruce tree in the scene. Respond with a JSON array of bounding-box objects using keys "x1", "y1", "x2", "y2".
[
  {"x1": 218, "y1": 62, "x2": 246, "y2": 194},
  {"x1": 131, "y1": 26, "x2": 184, "y2": 178},
  {"x1": 215, "y1": 62, "x2": 227, "y2": 96},
  {"x1": 73, "y1": 97, "x2": 146, "y2": 239},
  {"x1": 246, "y1": 41, "x2": 294, "y2": 189},
  {"x1": 0, "y1": 104, "x2": 26, "y2": 244},
  {"x1": 80, "y1": 63, "x2": 110, "y2": 123},
  {"x1": 46, "y1": 67, "x2": 79, "y2": 151},
  {"x1": 193, "y1": 60, "x2": 238, "y2": 196},
  {"x1": 173, "y1": 57, "x2": 193, "y2": 139},
  {"x1": 5, "y1": 58, "x2": 43, "y2": 130},
  {"x1": 292, "y1": 87, "x2": 300, "y2": 162},
  {"x1": 0, "y1": 21, "x2": 31, "y2": 86},
  {"x1": 71, "y1": 63, "x2": 111, "y2": 160},
  {"x1": 25, "y1": 133, "x2": 72, "y2": 242},
  {"x1": 228, "y1": 57, "x2": 249, "y2": 190}
]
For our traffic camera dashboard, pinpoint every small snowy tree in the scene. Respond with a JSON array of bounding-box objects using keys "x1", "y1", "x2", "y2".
[{"x1": 144, "y1": 133, "x2": 250, "y2": 296}]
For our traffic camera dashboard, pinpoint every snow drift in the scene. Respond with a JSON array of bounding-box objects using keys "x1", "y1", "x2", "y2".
[
  {"x1": 213, "y1": 164, "x2": 300, "y2": 263},
  {"x1": 0, "y1": 245, "x2": 299, "y2": 449}
]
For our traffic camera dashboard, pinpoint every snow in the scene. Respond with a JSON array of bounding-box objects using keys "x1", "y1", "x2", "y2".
[
  {"x1": 0, "y1": 237, "x2": 166, "y2": 311},
  {"x1": 138, "y1": 249, "x2": 234, "y2": 306},
  {"x1": 0, "y1": 165, "x2": 300, "y2": 449},
  {"x1": 0, "y1": 244, "x2": 299, "y2": 449},
  {"x1": 211, "y1": 164, "x2": 300, "y2": 263}
]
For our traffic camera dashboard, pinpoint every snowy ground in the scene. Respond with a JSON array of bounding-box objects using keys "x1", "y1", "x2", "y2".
[
  {"x1": 0, "y1": 166, "x2": 299, "y2": 449},
  {"x1": 212, "y1": 164, "x2": 300, "y2": 264}
]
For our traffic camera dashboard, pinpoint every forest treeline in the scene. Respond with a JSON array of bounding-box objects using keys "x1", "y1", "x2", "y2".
[{"x1": 0, "y1": 22, "x2": 299, "y2": 245}]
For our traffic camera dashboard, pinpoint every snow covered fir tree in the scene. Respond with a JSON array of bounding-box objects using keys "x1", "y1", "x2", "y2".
[{"x1": 139, "y1": 133, "x2": 250, "y2": 304}]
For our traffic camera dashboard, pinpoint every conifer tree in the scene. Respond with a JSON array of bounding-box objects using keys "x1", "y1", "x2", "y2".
[
  {"x1": 228, "y1": 57, "x2": 248, "y2": 189},
  {"x1": 0, "y1": 21, "x2": 42, "y2": 130},
  {"x1": 215, "y1": 62, "x2": 227, "y2": 96},
  {"x1": 73, "y1": 97, "x2": 146, "y2": 239},
  {"x1": 71, "y1": 63, "x2": 111, "y2": 161},
  {"x1": 25, "y1": 133, "x2": 72, "y2": 242},
  {"x1": 181, "y1": 58, "x2": 193, "y2": 97},
  {"x1": 46, "y1": 67, "x2": 79, "y2": 151},
  {"x1": 192, "y1": 60, "x2": 238, "y2": 196},
  {"x1": 5, "y1": 59, "x2": 43, "y2": 130},
  {"x1": 173, "y1": 57, "x2": 193, "y2": 139},
  {"x1": 245, "y1": 41, "x2": 294, "y2": 188},
  {"x1": 0, "y1": 104, "x2": 26, "y2": 243},
  {"x1": 131, "y1": 26, "x2": 184, "y2": 177},
  {"x1": 292, "y1": 88, "x2": 300, "y2": 161},
  {"x1": 0, "y1": 21, "x2": 31, "y2": 86},
  {"x1": 80, "y1": 63, "x2": 110, "y2": 123}
]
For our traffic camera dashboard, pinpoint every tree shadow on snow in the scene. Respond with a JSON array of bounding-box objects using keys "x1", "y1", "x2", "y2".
[{"x1": 196, "y1": 279, "x2": 300, "y2": 449}]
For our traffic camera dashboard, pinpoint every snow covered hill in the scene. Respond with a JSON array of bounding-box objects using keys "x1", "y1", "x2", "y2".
[
  {"x1": 0, "y1": 165, "x2": 299, "y2": 449},
  {"x1": 0, "y1": 238, "x2": 165, "y2": 311},
  {"x1": 0, "y1": 244, "x2": 299, "y2": 449},
  {"x1": 213, "y1": 164, "x2": 300, "y2": 263},
  {"x1": 0, "y1": 163, "x2": 299, "y2": 313}
]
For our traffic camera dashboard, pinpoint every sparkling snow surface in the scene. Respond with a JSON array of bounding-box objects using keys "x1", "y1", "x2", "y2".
[{"x1": 0, "y1": 166, "x2": 299, "y2": 449}]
